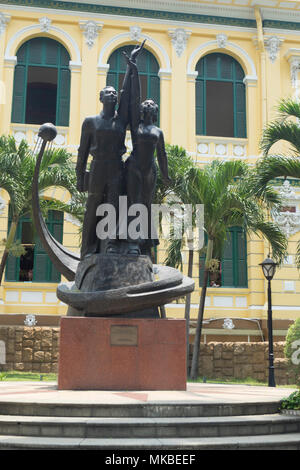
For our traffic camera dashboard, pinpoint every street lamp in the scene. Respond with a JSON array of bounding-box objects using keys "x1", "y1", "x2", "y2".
[{"x1": 259, "y1": 257, "x2": 277, "y2": 387}]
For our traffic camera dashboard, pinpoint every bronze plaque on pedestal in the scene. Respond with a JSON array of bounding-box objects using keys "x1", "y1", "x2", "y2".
[{"x1": 110, "y1": 325, "x2": 138, "y2": 346}]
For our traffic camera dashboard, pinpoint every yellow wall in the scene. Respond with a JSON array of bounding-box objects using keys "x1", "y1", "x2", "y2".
[{"x1": 1, "y1": 1, "x2": 300, "y2": 330}]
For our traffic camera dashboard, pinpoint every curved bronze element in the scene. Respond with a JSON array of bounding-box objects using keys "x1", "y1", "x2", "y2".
[{"x1": 32, "y1": 123, "x2": 80, "y2": 281}]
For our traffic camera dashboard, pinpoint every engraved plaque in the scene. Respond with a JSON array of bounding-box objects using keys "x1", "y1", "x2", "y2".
[{"x1": 110, "y1": 325, "x2": 138, "y2": 346}]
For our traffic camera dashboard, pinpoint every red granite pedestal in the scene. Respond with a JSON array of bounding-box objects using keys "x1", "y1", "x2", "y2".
[{"x1": 58, "y1": 317, "x2": 186, "y2": 391}]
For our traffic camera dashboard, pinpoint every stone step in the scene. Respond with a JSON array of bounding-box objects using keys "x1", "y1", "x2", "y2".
[
  {"x1": 0, "y1": 432, "x2": 300, "y2": 450},
  {"x1": 0, "y1": 414, "x2": 299, "y2": 439},
  {"x1": 0, "y1": 400, "x2": 281, "y2": 418}
]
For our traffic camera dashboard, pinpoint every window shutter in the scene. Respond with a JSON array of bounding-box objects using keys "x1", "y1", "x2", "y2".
[
  {"x1": 106, "y1": 72, "x2": 117, "y2": 90},
  {"x1": 33, "y1": 211, "x2": 63, "y2": 282},
  {"x1": 195, "y1": 53, "x2": 246, "y2": 138},
  {"x1": 11, "y1": 65, "x2": 27, "y2": 123},
  {"x1": 28, "y1": 38, "x2": 43, "y2": 65},
  {"x1": 149, "y1": 75, "x2": 160, "y2": 125},
  {"x1": 235, "y1": 82, "x2": 246, "y2": 138},
  {"x1": 56, "y1": 68, "x2": 70, "y2": 127},
  {"x1": 5, "y1": 255, "x2": 19, "y2": 282},
  {"x1": 32, "y1": 236, "x2": 49, "y2": 282},
  {"x1": 236, "y1": 228, "x2": 247, "y2": 287},
  {"x1": 221, "y1": 231, "x2": 234, "y2": 287},
  {"x1": 195, "y1": 80, "x2": 204, "y2": 135}
]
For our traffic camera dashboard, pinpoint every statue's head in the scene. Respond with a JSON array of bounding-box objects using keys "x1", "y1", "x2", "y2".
[
  {"x1": 140, "y1": 99, "x2": 159, "y2": 123},
  {"x1": 99, "y1": 86, "x2": 118, "y2": 106}
]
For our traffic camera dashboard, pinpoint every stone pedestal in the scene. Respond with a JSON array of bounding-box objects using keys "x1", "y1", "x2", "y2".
[{"x1": 58, "y1": 317, "x2": 186, "y2": 391}]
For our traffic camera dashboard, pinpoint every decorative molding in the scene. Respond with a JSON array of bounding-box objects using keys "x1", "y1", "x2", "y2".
[
  {"x1": 5, "y1": 23, "x2": 81, "y2": 65},
  {"x1": 79, "y1": 20, "x2": 103, "y2": 49},
  {"x1": 0, "y1": 12, "x2": 10, "y2": 36},
  {"x1": 286, "y1": 52, "x2": 300, "y2": 89},
  {"x1": 24, "y1": 314, "x2": 37, "y2": 327},
  {"x1": 65, "y1": 213, "x2": 81, "y2": 227},
  {"x1": 168, "y1": 28, "x2": 191, "y2": 58},
  {"x1": 98, "y1": 31, "x2": 171, "y2": 74},
  {"x1": 0, "y1": 196, "x2": 6, "y2": 215},
  {"x1": 187, "y1": 39, "x2": 257, "y2": 82},
  {"x1": 158, "y1": 68, "x2": 172, "y2": 80},
  {"x1": 264, "y1": 35, "x2": 284, "y2": 63},
  {"x1": 222, "y1": 318, "x2": 235, "y2": 330},
  {"x1": 216, "y1": 33, "x2": 228, "y2": 49},
  {"x1": 39, "y1": 16, "x2": 51, "y2": 33},
  {"x1": 272, "y1": 180, "x2": 300, "y2": 237},
  {"x1": 129, "y1": 25, "x2": 142, "y2": 42}
]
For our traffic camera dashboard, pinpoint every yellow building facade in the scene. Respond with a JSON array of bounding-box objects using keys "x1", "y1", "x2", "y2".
[{"x1": 0, "y1": 0, "x2": 300, "y2": 340}]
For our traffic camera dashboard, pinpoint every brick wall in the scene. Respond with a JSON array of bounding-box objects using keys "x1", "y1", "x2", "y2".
[
  {"x1": 194, "y1": 342, "x2": 297, "y2": 385},
  {"x1": 0, "y1": 326, "x2": 298, "y2": 385},
  {"x1": 0, "y1": 326, "x2": 59, "y2": 374}
]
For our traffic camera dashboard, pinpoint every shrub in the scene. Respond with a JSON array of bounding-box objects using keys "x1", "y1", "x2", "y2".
[
  {"x1": 284, "y1": 318, "x2": 300, "y2": 385},
  {"x1": 280, "y1": 390, "x2": 300, "y2": 411}
]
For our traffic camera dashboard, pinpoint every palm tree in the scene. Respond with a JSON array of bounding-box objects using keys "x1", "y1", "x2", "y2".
[
  {"x1": 0, "y1": 135, "x2": 78, "y2": 285},
  {"x1": 257, "y1": 97, "x2": 300, "y2": 269},
  {"x1": 187, "y1": 159, "x2": 288, "y2": 380}
]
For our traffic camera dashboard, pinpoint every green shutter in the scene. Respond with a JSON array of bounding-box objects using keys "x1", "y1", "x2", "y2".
[
  {"x1": 221, "y1": 227, "x2": 247, "y2": 288},
  {"x1": 195, "y1": 79, "x2": 204, "y2": 135},
  {"x1": 5, "y1": 211, "x2": 23, "y2": 282},
  {"x1": 12, "y1": 38, "x2": 70, "y2": 126},
  {"x1": 106, "y1": 72, "x2": 117, "y2": 89},
  {"x1": 236, "y1": 227, "x2": 247, "y2": 287},
  {"x1": 221, "y1": 231, "x2": 234, "y2": 287},
  {"x1": 11, "y1": 65, "x2": 27, "y2": 123},
  {"x1": 56, "y1": 68, "x2": 70, "y2": 126},
  {"x1": 32, "y1": 236, "x2": 49, "y2": 282},
  {"x1": 5, "y1": 255, "x2": 19, "y2": 281},
  {"x1": 33, "y1": 210, "x2": 63, "y2": 282},
  {"x1": 235, "y1": 82, "x2": 246, "y2": 138},
  {"x1": 196, "y1": 53, "x2": 246, "y2": 138}
]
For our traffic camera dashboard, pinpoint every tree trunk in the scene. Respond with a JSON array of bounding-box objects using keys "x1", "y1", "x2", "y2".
[
  {"x1": 185, "y1": 248, "x2": 194, "y2": 377},
  {"x1": 0, "y1": 219, "x2": 18, "y2": 285},
  {"x1": 190, "y1": 238, "x2": 213, "y2": 381},
  {"x1": 190, "y1": 268, "x2": 209, "y2": 380}
]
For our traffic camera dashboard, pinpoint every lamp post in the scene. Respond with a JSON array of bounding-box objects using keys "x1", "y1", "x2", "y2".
[{"x1": 259, "y1": 257, "x2": 277, "y2": 387}]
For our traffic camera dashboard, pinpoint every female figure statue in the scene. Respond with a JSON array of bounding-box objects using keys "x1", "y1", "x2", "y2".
[{"x1": 124, "y1": 47, "x2": 171, "y2": 256}]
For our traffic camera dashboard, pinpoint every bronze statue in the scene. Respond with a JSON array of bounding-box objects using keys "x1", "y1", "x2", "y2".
[
  {"x1": 75, "y1": 42, "x2": 145, "y2": 259},
  {"x1": 32, "y1": 41, "x2": 195, "y2": 317}
]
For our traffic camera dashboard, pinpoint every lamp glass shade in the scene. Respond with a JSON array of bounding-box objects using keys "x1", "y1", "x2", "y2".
[{"x1": 260, "y1": 257, "x2": 277, "y2": 281}]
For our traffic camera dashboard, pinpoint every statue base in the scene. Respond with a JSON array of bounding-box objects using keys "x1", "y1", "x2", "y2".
[{"x1": 58, "y1": 316, "x2": 186, "y2": 391}]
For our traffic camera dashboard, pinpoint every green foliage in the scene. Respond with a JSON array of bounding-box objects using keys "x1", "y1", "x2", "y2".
[
  {"x1": 0, "y1": 134, "x2": 81, "y2": 283},
  {"x1": 280, "y1": 390, "x2": 300, "y2": 411},
  {"x1": 0, "y1": 238, "x2": 26, "y2": 257},
  {"x1": 284, "y1": 318, "x2": 300, "y2": 384}
]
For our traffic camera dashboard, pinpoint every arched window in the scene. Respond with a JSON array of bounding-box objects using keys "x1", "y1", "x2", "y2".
[
  {"x1": 199, "y1": 226, "x2": 247, "y2": 288},
  {"x1": 107, "y1": 45, "x2": 160, "y2": 123},
  {"x1": 196, "y1": 53, "x2": 246, "y2": 138},
  {"x1": 5, "y1": 209, "x2": 64, "y2": 283},
  {"x1": 11, "y1": 37, "x2": 71, "y2": 127}
]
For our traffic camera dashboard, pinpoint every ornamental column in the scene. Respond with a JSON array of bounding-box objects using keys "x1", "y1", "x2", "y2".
[
  {"x1": 168, "y1": 28, "x2": 191, "y2": 149},
  {"x1": 79, "y1": 20, "x2": 102, "y2": 124},
  {"x1": 0, "y1": 12, "x2": 11, "y2": 135}
]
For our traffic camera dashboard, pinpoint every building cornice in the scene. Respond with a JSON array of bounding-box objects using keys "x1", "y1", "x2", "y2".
[{"x1": 1, "y1": 0, "x2": 300, "y2": 32}]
